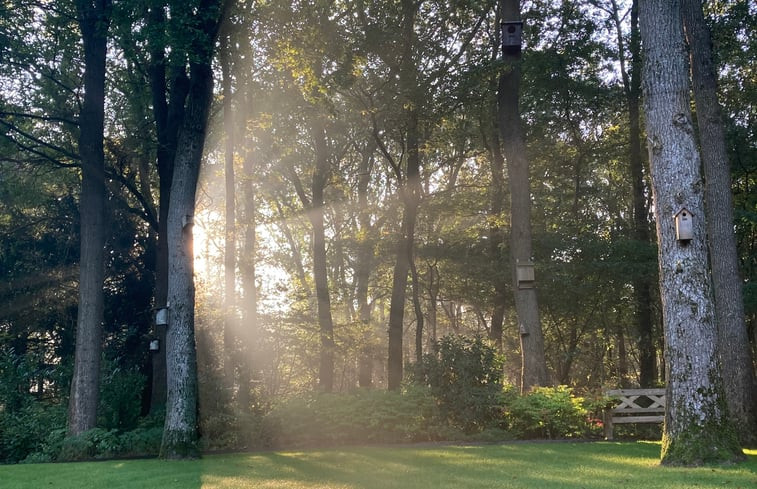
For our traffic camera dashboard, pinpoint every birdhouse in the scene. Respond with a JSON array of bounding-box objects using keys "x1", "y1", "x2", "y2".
[
  {"x1": 674, "y1": 208, "x2": 694, "y2": 242},
  {"x1": 516, "y1": 260, "x2": 535, "y2": 289},
  {"x1": 155, "y1": 307, "x2": 169, "y2": 326},
  {"x1": 501, "y1": 21, "x2": 523, "y2": 55}
]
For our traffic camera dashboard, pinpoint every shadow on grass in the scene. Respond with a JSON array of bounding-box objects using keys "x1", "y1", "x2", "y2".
[
  {"x1": 194, "y1": 442, "x2": 757, "y2": 489},
  {"x1": 3, "y1": 442, "x2": 755, "y2": 489}
]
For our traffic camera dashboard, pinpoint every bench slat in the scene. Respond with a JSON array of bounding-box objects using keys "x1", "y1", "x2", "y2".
[
  {"x1": 606, "y1": 389, "x2": 666, "y2": 396},
  {"x1": 612, "y1": 407, "x2": 665, "y2": 414},
  {"x1": 611, "y1": 415, "x2": 664, "y2": 424}
]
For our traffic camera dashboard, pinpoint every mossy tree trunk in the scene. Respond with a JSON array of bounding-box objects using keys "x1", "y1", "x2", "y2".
[
  {"x1": 681, "y1": 0, "x2": 757, "y2": 447},
  {"x1": 638, "y1": 0, "x2": 743, "y2": 465}
]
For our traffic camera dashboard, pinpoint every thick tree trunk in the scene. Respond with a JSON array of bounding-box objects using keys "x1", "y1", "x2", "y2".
[
  {"x1": 681, "y1": 0, "x2": 757, "y2": 447},
  {"x1": 147, "y1": 2, "x2": 187, "y2": 414},
  {"x1": 639, "y1": 0, "x2": 742, "y2": 465},
  {"x1": 161, "y1": 0, "x2": 221, "y2": 451},
  {"x1": 161, "y1": 72, "x2": 211, "y2": 458},
  {"x1": 68, "y1": 0, "x2": 110, "y2": 436},
  {"x1": 497, "y1": 0, "x2": 548, "y2": 393}
]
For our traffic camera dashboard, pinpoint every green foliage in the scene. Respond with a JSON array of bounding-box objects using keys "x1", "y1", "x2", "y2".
[
  {"x1": 264, "y1": 387, "x2": 441, "y2": 448},
  {"x1": 59, "y1": 428, "x2": 123, "y2": 461},
  {"x1": 506, "y1": 386, "x2": 597, "y2": 439},
  {"x1": 98, "y1": 364, "x2": 145, "y2": 432},
  {"x1": 200, "y1": 409, "x2": 273, "y2": 452},
  {"x1": 0, "y1": 403, "x2": 66, "y2": 464},
  {"x1": 412, "y1": 335, "x2": 505, "y2": 433}
]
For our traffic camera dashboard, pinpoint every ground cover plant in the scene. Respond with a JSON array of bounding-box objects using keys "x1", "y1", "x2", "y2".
[{"x1": 1, "y1": 442, "x2": 754, "y2": 489}]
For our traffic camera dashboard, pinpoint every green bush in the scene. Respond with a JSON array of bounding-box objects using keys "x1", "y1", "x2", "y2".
[
  {"x1": 506, "y1": 385, "x2": 593, "y2": 439},
  {"x1": 58, "y1": 428, "x2": 122, "y2": 461},
  {"x1": 412, "y1": 335, "x2": 505, "y2": 433},
  {"x1": 99, "y1": 364, "x2": 146, "y2": 432},
  {"x1": 117, "y1": 426, "x2": 163, "y2": 456},
  {"x1": 264, "y1": 387, "x2": 441, "y2": 448},
  {"x1": 0, "y1": 403, "x2": 66, "y2": 463}
]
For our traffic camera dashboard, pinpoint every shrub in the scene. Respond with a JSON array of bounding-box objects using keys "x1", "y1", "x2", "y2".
[
  {"x1": 117, "y1": 426, "x2": 163, "y2": 456},
  {"x1": 0, "y1": 403, "x2": 66, "y2": 464},
  {"x1": 98, "y1": 364, "x2": 145, "y2": 432},
  {"x1": 58, "y1": 428, "x2": 122, "y2": 461},
  {"x1": 412, "y1": 335, "x2": 505, "y2": 433},
  {"x1": 264, "y1": 386, "x2": 441, "y2": 448},
  {"x1": 506, "y1": 385, "x2": 592, "y2": 439}
]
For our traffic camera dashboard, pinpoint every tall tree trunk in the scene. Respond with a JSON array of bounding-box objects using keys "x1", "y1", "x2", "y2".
[
  {"x1": 310, "y1": 117, "x2": 335, "y2": 393},
  {"x1": 682, "y1": 0, "x2": 757, "y2": 446},
  {"x1": 221, "y1": 32, "x2": 238, "y2": 395},
  {"x1": 497, "y1": 0, "x2": 548, "y2": 392},
  {"x1": 68, "y1": 0, "x2": 110, "y2": 436},
  {"x1": 161, "y1": 65, "x2": 212, "y2": 458},
  {"x1": 147, "y1": 1, "x2": 188, "y2": 414},
  {"x1": 387, "y1": 0, "x2": 421, "y2": 391},
  {"x1": 161, "y1": 0, "x2": 223, "y2": 458},
  {"x1": 638, "y1": 0, "x2": 742, "y2": 465}
]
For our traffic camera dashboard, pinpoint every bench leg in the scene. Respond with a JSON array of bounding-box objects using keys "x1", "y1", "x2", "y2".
[{"x1": 604, "y1": 411, "x2": 614, "y2": 440}]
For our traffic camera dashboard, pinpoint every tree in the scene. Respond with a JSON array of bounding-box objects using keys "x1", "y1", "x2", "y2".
[
  {"x1": 681, "y1": 0, "x2": 757, "y2": 446},
  {"x1": 161, "y1": 0, "x2": 226, "y2": 459},
  {"x1": 384, "y1": 0, "x2": 423, "y2": 391},
  {"x1": 638, "y1": 0, "x2": 743, "y2": 465},
  {"x1": 67, "y1": 0, "x2": 111, "y2": 436},
  {"x1": 497, "y1": 0, "x2": 548, "y2": 392}
]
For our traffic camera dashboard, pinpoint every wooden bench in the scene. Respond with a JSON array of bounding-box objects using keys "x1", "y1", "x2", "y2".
[{"x1": 603, "y1": 388, "x2": 666, "y2": 440}]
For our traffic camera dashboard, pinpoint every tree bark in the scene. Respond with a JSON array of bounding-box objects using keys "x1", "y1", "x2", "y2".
[
  {"x1": 147, "y1": 0, "x2": 188, "y2": 414},
  {"x1": 161, "y1": 0, "x2": 223, "y2": 459},
  {"x1": 387, "y1": 0, "x2": 421, "y2": 391},
  {"x1": 638, "y1": 0, "x2": 742, "y2": 465},
  {"x1": 68, "y1": 0, "x2": 110, "y2": 436},
  {"x1": 497, "y1": 0, "x2": 548, "y2": 392},
  {"x1": 681, "y1": 0, "x2": 757, "y2": 446}
]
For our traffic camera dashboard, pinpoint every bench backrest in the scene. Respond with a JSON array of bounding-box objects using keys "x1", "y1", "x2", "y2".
[{"x1": 606, "y1": 388, "x2": 666, "y2": 413}]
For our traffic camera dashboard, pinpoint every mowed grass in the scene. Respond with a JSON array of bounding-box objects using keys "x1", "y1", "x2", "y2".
[{"x1": 1, "y1": 442, "x2": 755, "y2": 489}]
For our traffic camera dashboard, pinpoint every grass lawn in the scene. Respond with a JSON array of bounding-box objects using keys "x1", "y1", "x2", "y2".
[{"x1": 1, "y1": 442, "x2": 755, "y2": 489}]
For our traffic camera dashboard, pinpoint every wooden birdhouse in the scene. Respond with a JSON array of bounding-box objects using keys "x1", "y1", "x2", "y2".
[
  {"x1": 516, "y1": 260, "x2": 535, "y2": 289},
  {"x1": 501, "y1": 21, "x2": 523, "y2": 55},
  {"x1": 674, "y1": 208, "x2": 693, "y2": 242}
]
